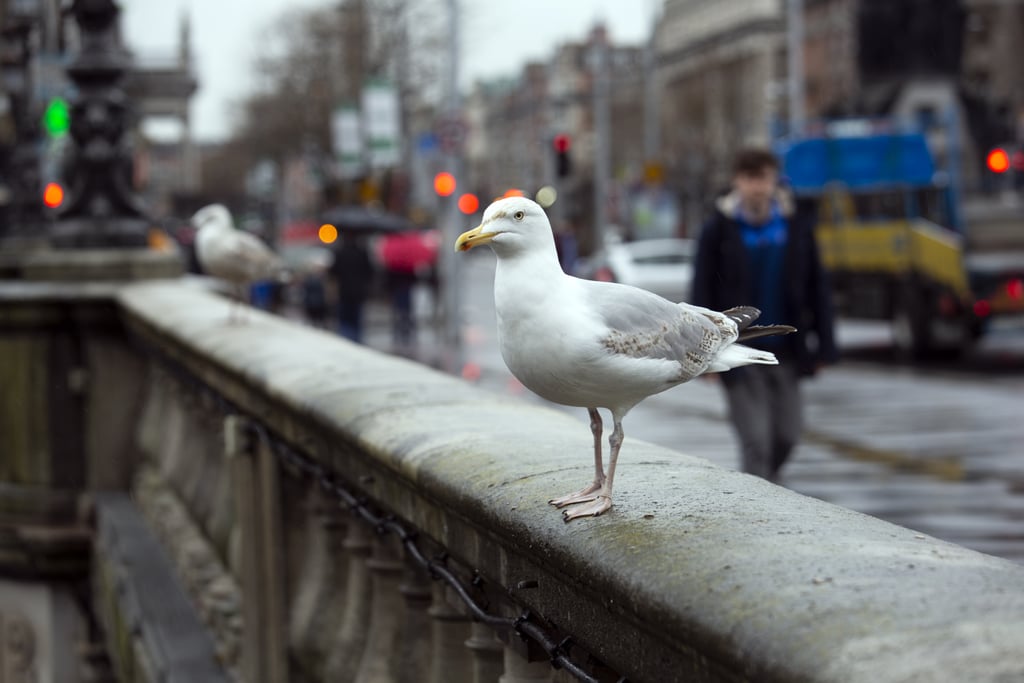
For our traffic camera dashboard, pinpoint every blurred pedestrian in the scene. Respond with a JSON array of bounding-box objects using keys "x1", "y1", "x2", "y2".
[
  {"x1": 691, "y1": 147, "x2": 839, "y2": 482},
  {"x1": 299, "y1": 248, "x2": 334, "y2": 328},
  {"x1": 379, "y1": 230, "x2": 438, "y2": 351},
  {"x1": 330, "y1": 230, "x2": 374, "y2": 342},
  {"x1": 386, "y1": 267, "x2": 417, "y2": 349},
  {"x1": 554, "y1": 218, "x2": 579, "y2": 274},
  {"x1": 301, "y1": 269, "x2": 329, "y2": 328}
]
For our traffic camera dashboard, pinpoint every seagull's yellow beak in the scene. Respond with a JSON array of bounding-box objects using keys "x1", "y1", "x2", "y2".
[{"x1": 455, "y1": 224, "x2": 497, "y2": 252}]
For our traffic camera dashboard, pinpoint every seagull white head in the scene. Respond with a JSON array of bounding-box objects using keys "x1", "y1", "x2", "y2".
[
  {"x1": 454, "y1": 196, "x2": 554, "y2": 257},
  {"x1": 192, "y1": 204, "x2": 233, "y2": 233}
]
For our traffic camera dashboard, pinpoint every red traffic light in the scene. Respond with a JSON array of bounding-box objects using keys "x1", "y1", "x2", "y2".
[
  {"x1": 987, "y1": 148, "x2": 1010, "y2": 173},
  {"x1": 457, "y1": 193, "x2": 479, "y2": 214},
  {"x1": 553, "y1": 134, "x2": 571, "y2": 153},
  {"x1": 43, "y1": 182, "x2": 65, "y2": 208}
]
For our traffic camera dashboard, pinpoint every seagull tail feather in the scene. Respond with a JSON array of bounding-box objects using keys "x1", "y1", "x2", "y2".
[
  {"x1": 737, "y1": 324, "x2": 797, "y2": 343},
  {"x1": 722, "y1": 306, "x2": 762, "y2": 331},
  {"x1": 707, "y1": 343, "x2": 779, "y2": 372}
]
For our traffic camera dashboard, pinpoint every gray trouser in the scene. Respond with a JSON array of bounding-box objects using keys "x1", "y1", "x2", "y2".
[{"x1": 720, "y1": 362, "x2": 802, "y2": 482}]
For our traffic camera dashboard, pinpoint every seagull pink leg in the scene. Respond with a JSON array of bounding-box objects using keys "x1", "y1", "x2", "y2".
[
  {"x1": 562, "y1": 413, "x2": 624, "y2": 521},
  {"x1": 549, "y1": 408, "x2": 606, "y2": 508},
  {"x1": 228, "y1": 284, "x2": 251, "y2": 325},
  {"x1": 226, "y1": 285, "x2": 241, "y2": 324}
]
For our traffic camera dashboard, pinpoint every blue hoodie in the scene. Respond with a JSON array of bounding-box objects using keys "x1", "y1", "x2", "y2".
[{"x1": 737, "y1": 202, "x2": 787, "y2": 343}]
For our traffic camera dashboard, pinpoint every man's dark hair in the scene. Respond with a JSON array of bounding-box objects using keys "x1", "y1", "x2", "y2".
[{"x1": 732, "y1": 147, "x2": 780, "y2": 176}]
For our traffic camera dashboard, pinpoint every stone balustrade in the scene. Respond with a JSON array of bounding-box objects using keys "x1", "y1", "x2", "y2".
[{"x1": 3, "y1": 272, "x2": 1024, "y2": 682}]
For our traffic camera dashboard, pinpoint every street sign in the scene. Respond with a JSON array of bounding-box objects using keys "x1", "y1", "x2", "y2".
[
  {"x1": 332, "y1": 105, "x2": 362, "y2": 179},
  {"x1": 362, "y1": 80, "x2": 402, "y2": 168},
  {"x1": 434, "y1": 111, "x2": 468, "y2": 154}
]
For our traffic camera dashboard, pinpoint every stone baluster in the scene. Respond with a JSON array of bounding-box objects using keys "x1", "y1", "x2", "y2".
[
  {"x1": 288, "y1": 484, "x2": 349, "y2": 680},
  {"x1": 397, "y1": 560, "x2": 433, "y2": 683},
  {"x1": 324, "y1": 521, "x2": 373, "y2": 682},
  {"x1": 225, "y1": 416, "x2": 288, "y2": 683},
  {"x1": 429, "y1": 583, "x2": 473, "y2": 683},
  {"x1": 465, "y1": 621, "x2": 505, "y2": 683},
  {"x1": 354, "y1": 532, "x2": 405, "y2": 683}
]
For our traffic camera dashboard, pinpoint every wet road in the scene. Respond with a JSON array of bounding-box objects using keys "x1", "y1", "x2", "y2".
[{"x1": 361, "y1": 254, "x2": 1024, "y2": 564}]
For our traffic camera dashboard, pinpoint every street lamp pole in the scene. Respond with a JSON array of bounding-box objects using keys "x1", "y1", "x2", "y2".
[
  {"x1": 0, "y1": 17, "x2": 43, "y2": 240},
  {"x1": 51, "y1": 0, "x2": 150, "y2": 248},
  {"x1": 787, "y1": 0, "x2": 805, "y2": 138},
  {"x1": 643, "y1": 7, "x2": 660, "y2": 162},
  {"x1": 591, "y1": 30, "x2": 610, "y2": 252},
  {"x1": 439, "y1": 0, "x2": 464, "y2": 371}
]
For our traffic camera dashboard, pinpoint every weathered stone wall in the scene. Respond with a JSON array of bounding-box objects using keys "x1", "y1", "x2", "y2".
[{"x1": 115, "y1": 279, "x2": 1024, "y2": 683}]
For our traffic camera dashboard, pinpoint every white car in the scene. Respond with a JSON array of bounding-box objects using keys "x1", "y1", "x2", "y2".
[{"x1": 578, "y1": 237, "x2": 695, "y2": 304}]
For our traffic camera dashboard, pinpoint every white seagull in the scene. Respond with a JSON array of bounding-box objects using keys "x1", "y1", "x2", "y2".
[
  {"x1": 455, "y1": 197, "x2": 795, "y2": 522},
  {"x1": 193, "y1": 204, "x2": 289, "y2": 322}
]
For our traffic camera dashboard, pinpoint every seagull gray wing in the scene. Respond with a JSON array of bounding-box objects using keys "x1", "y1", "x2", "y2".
[
  {"x1": 577, "y1": 279, "x2": 728, "y2": 377},
  {"x1": 228, "y1": 231, "x2": 284, "y2": 280}
]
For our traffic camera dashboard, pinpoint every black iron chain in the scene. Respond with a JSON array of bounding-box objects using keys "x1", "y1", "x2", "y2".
[{"x1": 247, "y1": 421, "x2": 604, "y2": 683}]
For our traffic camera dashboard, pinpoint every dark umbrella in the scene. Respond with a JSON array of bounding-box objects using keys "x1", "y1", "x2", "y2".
[{"x1": 320, "y1": 205, "x2": 417, "y2": 234}]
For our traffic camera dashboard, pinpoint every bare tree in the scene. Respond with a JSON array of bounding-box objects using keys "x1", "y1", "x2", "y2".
[{"x1": 206, "y1": 0, "x2": 445, "y2": 180}]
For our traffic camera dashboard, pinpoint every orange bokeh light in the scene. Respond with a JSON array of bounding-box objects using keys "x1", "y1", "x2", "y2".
[
  {"x1": 434, "y1": 172, "x2": 457, "y2": 197},
  {"x1": 318, "y1": 223, "x2": 338, "y2": 244},
  {"x1": 987, "y1": 148, "x2": 1010, "y2": 173},
  {"x1": 43, "y1": 182, "x2": 64, "y2": 208},
  {"x1": 502, "y1": 188, "x2": 525, "y2": 198},
  {"x1": 457, "y1": 193, "x2": 480, "y2": 214}
]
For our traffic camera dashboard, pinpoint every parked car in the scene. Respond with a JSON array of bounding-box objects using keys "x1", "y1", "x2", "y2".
[{"x1": 576, "y1": 237, "x2": 695, "y2": 303}]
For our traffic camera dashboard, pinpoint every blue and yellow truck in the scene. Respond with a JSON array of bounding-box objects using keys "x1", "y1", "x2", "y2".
[{"x1": 778, "y1": 127, "x2": 1024, "y2": 358}]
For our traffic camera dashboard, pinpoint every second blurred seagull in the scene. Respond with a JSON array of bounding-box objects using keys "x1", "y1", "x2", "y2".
[{"x1": 193, "y1": 203, "x2": 290, "y2": 322}]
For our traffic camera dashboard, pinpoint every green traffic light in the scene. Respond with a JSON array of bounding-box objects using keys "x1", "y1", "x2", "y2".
[{"x1": 42, "y1": 97, "x2": 70, "y2": 137}]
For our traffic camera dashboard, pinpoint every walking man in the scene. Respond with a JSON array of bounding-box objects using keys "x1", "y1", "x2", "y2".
[{"x1": 692, "y1": 147, "x2": 839, "y2": 482}]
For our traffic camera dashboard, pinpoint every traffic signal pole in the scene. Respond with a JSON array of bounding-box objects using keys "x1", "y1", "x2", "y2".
[
  {"x1": 787, "y1": 0, "x2": 805, "y2": 138},
  {"x1": 591, "y1": 35, "x2": 610, "y2": 253},
  {"x1": 439, "y1": 0, "x2": 464, "y2": 373}
]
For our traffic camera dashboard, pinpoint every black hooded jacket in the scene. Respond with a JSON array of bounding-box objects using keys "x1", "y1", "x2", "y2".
[{"x1": 691, "y1": 189, "x2": 839, "y2": 376}]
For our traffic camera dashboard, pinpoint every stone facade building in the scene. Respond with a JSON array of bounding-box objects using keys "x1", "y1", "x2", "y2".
[
  {"x1": 463, "y1": 25, "x2": 649, "y2": 241},
  {"x1": 654, "y1": 0, "x2": 786, "y2": 226}
]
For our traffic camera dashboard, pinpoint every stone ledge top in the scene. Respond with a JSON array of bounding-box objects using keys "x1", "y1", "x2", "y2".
[
  {"x1": 117, "y1": 279, "x2": 1024, "y2": 683},
  {"x1": 0, "y1": 247, "x2": 183, "y2": 282}
]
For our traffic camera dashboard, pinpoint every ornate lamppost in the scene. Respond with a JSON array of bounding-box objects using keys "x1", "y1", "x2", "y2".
[
  {"x1": 50, "y1": 0, "x2": 149, "y2": 248},
  {"x1": 0, "y1": 15, "x2": 43, "y2": 239}
]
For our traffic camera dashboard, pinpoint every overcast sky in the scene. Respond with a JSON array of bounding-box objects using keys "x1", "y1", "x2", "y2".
[{"x1": 121, "y1": 0, "x2": 658, "y2": 142}]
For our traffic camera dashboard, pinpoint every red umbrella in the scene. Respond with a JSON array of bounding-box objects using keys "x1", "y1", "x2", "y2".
[{"x1": 379, "y1": 230, "x2": 439, "y2": 274}]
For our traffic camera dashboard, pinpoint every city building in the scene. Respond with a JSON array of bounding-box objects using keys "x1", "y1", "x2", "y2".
[
  {"x1": 653, "y1": 0, "x2": 1023, "y2": 213},
  {"x1": 463, "y1": 24, "x2": 651, "y2": 248},
  {"x1": 654, "y1": 0, "x2": 786, "y2": 226},
  {"x1": 125, "y1": 13, "x2": 200, "y2": 216}
]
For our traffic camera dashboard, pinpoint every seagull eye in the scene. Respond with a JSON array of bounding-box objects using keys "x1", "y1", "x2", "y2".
[{"x1": 513, "y1": 210, "x2": 525, "y2": 221}]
